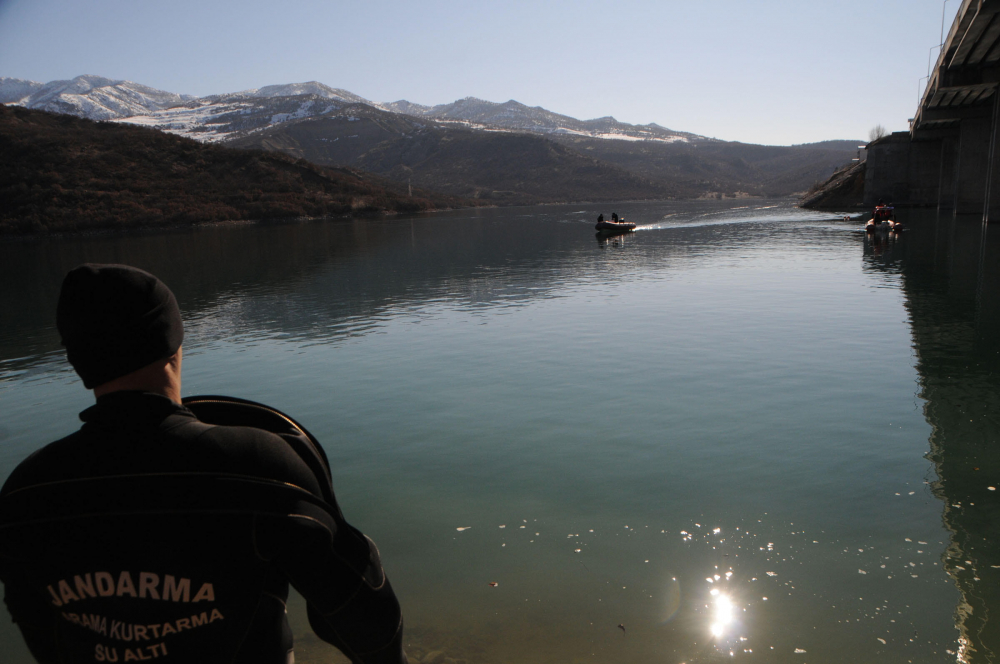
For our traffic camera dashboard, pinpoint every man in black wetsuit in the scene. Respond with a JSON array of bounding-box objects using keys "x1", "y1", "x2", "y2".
[{"x1": 0, "y1": 264, "x2": 407, "y2": 664}]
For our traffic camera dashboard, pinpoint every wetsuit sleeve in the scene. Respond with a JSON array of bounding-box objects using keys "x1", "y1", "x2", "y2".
[
  {"x1": 255, "y1": 500, "x2": 406, "y2": 664},
  {"x1": 179, "y1": 397, "x2": 407, "y2": 663}
]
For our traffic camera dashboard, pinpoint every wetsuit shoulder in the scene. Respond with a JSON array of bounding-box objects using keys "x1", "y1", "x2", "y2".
[
  {"x1": 1, "y1": 398, "x2": 323, "y2": 499},
  {"x1": 0, "y1": 429, "x2": 90, "y2": 496},
  {"x1": 181, "y1": 422, "x2": 325, "y2": 497}
]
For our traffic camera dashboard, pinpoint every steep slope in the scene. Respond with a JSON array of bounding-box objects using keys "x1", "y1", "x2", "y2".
[
  {"x1": 118, "y1": 94, "x2": 348, "y2": 143},
  {"x1": 229, "y1": 101, "x2": 858, "y2": 201},
  {"x1": 7, "y1": 75, "x2": 193, "y2": 120},
  {"x1": 384, "y1": 96, "x2": 699, "y2": 142},
  {"x1": 233, "y1": 103, "x2": 426, "y2": 164},
  {"x1": 355, "y1": 127, "x2": 685, "y2": 203},
  {"x1": 0, "y1": 105, "x2": 472, "y2": 234},
  {"x1": 238, "y1": 81, "x2": 376, "y2": 105},
  {"x1": 4, "y1": 75, "x2": 863, "y2": 201},
  {"x1": 550, "y1": 134, "x2": 858, "y2": 197},
  {"x1": 115, "y1": 84, "x2": 386, "y2": 143},
  {"x1": 799, "y1": 161, "x2": 867, "y2": 210},
  {"x1": 0, "y1": 77, "x2": 44, "y2": 103},
  {"x1": 228, "y1": 105, "x2": 689, "y2": 203}
]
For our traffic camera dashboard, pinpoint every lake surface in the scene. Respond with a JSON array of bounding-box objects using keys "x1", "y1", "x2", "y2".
[{"x1": 1, "y1": 200, "x2": 997, "y2": 663}]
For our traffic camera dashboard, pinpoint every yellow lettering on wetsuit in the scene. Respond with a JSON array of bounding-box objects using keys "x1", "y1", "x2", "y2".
[
  {"x1": 138, "y1": 573, "x2": 160, "y2": 599},
  {"x1": 191, "y1": 583, "x2": 214, "y2": 603},
  {"x1": 161, "y1": 575, "x2": 189, "y2": 602},
  {"x1": 75, "y1": 574, "x2": 98, "y2": 599},
  {"x1": 68, "y1": 610, "x2": 225, "y2": 641},
  {"x1": 46, "y1": 571, "x2": 212, "y2": 606},
  {"x1": 63, "y1": 611, "x2": 109, "y2": 636},
  {"x1": 95, "y1": 643, "x2": 117, "y2": 661},
  {"x1": 101, "y1": 642, "x2": 167, "y2": 661},
  {"x1": 95, "y1": 572, "x2": 115, "y2": 596},
  {"x1": 116, "y1": 572, "x2": 137, "y2": 598},
  {"x1": 58, "y1": 579, "x2": 79, "y2": 604}
]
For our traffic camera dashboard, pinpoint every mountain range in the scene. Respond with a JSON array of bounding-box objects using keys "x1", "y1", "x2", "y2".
[
  {"x1": 0, "y1": 104, "x2": 469, "y2": 234},
  {"x1": 0, "y1": 76, "x2": 699, "y2": 143},
  {"x1": 0, "y1": 75, "x2": 194, "y2": 121},
  {"x1": 1, "y1": 75, "x2": 861, "y2": 203}
]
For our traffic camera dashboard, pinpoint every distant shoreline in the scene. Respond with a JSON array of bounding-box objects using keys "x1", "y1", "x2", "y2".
[{"x1": 0, "y1": 104, "x2": 479, "y2": 237}]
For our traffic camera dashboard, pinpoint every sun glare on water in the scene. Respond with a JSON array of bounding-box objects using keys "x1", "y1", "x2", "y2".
[{"x1": 710, "y1": 591, "x2": 735, "y2": 638}]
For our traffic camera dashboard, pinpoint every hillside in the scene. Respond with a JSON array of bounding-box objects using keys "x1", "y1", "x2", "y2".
[
  {"x1": 2, "y1": 75, "x2": 863, "y2": 204},
  {"x1": 549, "y1": 135, "x2": 858, "y2": 197},
  {"x1": 799, "y1": 161, "x2": 867, "y2": 210},
  {"x1": 231, "y1": 106, "x2": 856, "y2": 201},
  {"x1": 0, "y1": 105, "x2": 473, "y2": 235},
  {"x1": 382, "y1": 96, "x2": 701, "y2": 142},
  {"x1": 0, "y1": 75, "x2": 194, "y2": 120},
  {"x1": 229, "y1": 104, "x2": 689, "y2": 203}
]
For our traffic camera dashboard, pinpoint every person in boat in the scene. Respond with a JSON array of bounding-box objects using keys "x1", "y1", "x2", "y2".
[
  {"x1": 612, "y1": 212, "x2": 619, "y2": 222},
  {"x1": 872, "y1": 199, "x2": 895, "y2": 225},
  {"x1": 0, "y1": 264, "x2": 408, "y2": 664},
  {"x1": 598, "y1": 213, "x2": 604, "y2": 223}
]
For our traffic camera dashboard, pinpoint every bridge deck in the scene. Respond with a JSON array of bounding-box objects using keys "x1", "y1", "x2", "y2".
[{"x1": 913, "y1": 0, "x2": 1000, "y2": 134}]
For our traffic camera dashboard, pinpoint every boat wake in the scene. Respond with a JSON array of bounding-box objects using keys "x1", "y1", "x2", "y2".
[{"x1": 635, "y1": 205, "x2": 846, "y2": 231}]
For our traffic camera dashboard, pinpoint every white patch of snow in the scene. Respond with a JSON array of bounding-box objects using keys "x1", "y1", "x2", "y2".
[
  {"x1": 0, "y1": 77, "x2": 44, "y2": 104},
  {"x1": 13, "y1": 75, "x2": 193, "y2": 120}
]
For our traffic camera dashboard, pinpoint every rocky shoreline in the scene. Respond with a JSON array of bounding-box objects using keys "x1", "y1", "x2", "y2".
[{"x1": 799, "y1": 161, "x2": 866, "y2": 211}]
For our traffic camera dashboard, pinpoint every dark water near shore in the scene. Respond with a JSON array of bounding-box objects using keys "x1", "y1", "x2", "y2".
[{"x1": 1, "y1": 200, "x2": 998, "y2": 663}]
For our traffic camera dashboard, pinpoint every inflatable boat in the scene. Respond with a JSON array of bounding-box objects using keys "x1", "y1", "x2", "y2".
[{"x1": 596, "y1": 220, "x2": 637, "y2": 234}]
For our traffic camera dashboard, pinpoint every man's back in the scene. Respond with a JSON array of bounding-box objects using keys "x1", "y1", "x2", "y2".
[{"x1": 1, "y1": 392, "x2": 405, "y2": 664}]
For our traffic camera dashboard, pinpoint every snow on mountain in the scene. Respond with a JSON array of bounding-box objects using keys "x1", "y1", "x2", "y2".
[
  {"x1": 383, "y1": 96, "x2": 701, "y2": 143},
  {"x1": 4, "y1": 74, "x2": 700, "y2": 145},
  {"x1": 382, "y1": 100, "x2": 432, "y2": 116},
  {"x1": 243, "y1": 82, "x2": 375, "y2": 106},
  {"x1": 435, "y1": 97, "x2": 575, "y2": 125},
  {"x1": 6, "y1": 75, "x2": 194, "y2": 120},
  {"x1": 116, "y1": 95, "x2": 344, "y2": 143},
  {"x1": 0, "y1": 77, "x2": 44, "y2": 104},
  {"x1": 116, "y1": 82, "x2": 379, "y2": 140}
]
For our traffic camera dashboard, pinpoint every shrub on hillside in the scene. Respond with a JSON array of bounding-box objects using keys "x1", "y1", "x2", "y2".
[{"x1": 0, "y1": 104, "x2": 477, "y2": 234}]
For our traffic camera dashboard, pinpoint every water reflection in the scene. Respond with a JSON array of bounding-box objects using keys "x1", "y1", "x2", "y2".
[
  {"x1": 897, "y1": 209, "x2": 1000, "y2": 662},
  {"x1": 0, "y1": 201, "x2": 830, "y2": 378},
  {"x1": 661, "y1": 576, "x2": 682, "y2": 624},
  {"x1": 863, "y1": 227, "x2": 905, "y2": 264},
  {"x1": 595, "y1": 232, "x2": 633, "y2": 248},
  {"x1": 1, "y1": 201, "x2": 979, "y2": 663},
  {"x1": 709, "y1": 591, "x2": 735, "y2": 638}
]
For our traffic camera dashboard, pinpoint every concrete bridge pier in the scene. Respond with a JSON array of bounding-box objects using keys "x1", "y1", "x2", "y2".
[
  {"x1": 865, "y1": 0, "x2": 1000, "y2": 222},
  {"x1": 937, "y1": 136, "x2": 960, "y2": 211},
  {"x1": 866, "y1": 95, "x2": 1000, "y2": 219},
  {"x1": 984, "y1": 92, "x2": 1000, "y2": 221},
  {"x1": 954, "y1": 110, "x2": 996, "y2": 216},
  {"x1": 864, "y1": 133, "x2": 948, "y2": 209}
]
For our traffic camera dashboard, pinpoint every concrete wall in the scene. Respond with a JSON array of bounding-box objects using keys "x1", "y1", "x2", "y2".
[
  {"x1": 864, "y1": 99, "x2": 1000, "y2": 221},
  {"x1": 988, "y1": 95, "x2": 1000, "y2": 222},
  {"x1": 955, "y1": 117, "x2": 992, "y2": 215},
  {"x1": 909, "y1": 140, "x2": 946, "y2": 207},
  {"x1": 864, "y1": 133, "x2": 912, "y2": 206},
  {"x1": 937, "y1": 136, "x2": 960, "y2": 210},
  {"x1": 864, "y1": 133, "x2": 942, "y2": 208}
]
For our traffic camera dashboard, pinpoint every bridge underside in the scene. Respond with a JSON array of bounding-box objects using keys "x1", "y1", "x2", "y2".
[{"x1": 866, "y1": 0, "x2": 1000, "y2": 220}]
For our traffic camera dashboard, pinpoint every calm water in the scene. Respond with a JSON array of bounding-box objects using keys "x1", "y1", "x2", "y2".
[{"x1": 1, "y1": 200, "x2": 997, "y2": 663}]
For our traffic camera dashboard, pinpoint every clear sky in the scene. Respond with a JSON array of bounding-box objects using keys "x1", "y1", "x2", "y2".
[{"x1": 0, "y1": 0, "x2": 960, "y2": 146}]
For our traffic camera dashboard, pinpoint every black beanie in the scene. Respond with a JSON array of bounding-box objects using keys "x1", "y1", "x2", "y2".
[{"x1": 56, "y1": 264, "x2": 184, "y2": 389}]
